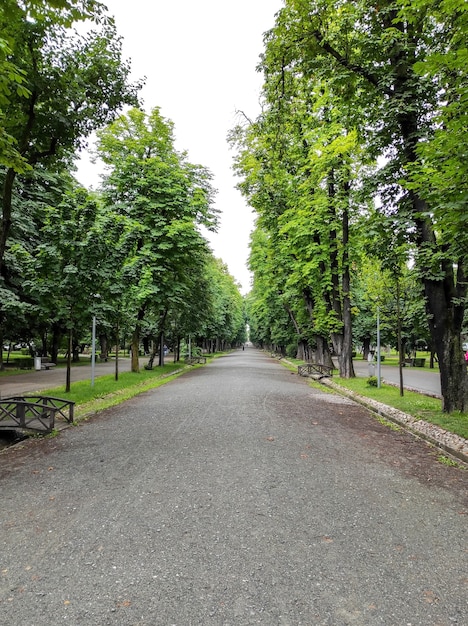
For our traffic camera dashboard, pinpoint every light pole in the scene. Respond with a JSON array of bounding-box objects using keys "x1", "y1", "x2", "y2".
[
  {"x1": 377, "y1": 306, "x2": 381, "y2": 388},
  {"x1": 91, "y1": 315, "x2": 96, "y2": 387}
]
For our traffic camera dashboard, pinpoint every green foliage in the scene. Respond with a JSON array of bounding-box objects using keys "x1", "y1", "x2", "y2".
[
  {"x1": 233, "y1": 0, "x2": 468, "y2": 409},
  {"x1": 0, "y1": 0, "x2": 143, "y2": 283}
]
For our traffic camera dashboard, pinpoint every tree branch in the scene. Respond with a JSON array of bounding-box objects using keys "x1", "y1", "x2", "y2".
[{"x1": 309, "y1": 29, "x2": 394, "y2": 98}]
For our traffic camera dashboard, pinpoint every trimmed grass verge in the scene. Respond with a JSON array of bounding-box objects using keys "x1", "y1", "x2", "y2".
[
  {"x1": 333, "y1": 376, "x2": 468, "y2": 440},
  {"x1": 38, "y1": 362, "x2": 192, "y2": 422}
]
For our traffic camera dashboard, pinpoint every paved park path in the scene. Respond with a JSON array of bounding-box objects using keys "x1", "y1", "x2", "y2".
[{"x1": 0, "y1": 349, "x2": 466, "y2": 625}]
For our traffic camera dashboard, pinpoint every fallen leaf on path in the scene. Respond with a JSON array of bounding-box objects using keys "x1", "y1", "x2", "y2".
[
  {"x1": 423, "y1": 590, "x2": 439, "y2": 604},
  {"x1": 117, "y1": 600, "x2": 132, "y2": 608}
]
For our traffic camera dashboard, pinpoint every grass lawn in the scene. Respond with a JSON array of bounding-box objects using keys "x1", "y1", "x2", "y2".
[
  {"x1": 37, "y1": 364, "x2": 186, "y2": 421},
  {"x1": 333, "y1": 376, "x2": 468, "y2": 440}
]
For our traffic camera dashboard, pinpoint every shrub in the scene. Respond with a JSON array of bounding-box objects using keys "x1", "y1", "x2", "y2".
[{"x1": 367, "y1": 376, "x2": 378, "y2": 387}]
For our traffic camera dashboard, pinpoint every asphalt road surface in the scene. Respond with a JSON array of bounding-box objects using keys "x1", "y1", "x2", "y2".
[
  {"x1": 352, "y1": 360, "x2": 442, "y2": 397},
  {"x1": 0, "y1": 349, "x2": 466, "y2": 625}
]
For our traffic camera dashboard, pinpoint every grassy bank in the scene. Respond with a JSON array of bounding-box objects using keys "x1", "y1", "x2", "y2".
[
  {"x1": 332, "y1": 376, "x2": 468, "y2": 440},
  {"x1": 39, "y1": 362, "x2": 193, "y2": 422}
]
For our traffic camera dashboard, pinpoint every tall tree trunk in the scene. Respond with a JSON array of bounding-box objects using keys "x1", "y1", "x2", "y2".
[
  {"x1": 131, "y1": 307, "x2": 146, "y2": 373},
  {"x1": 0, "y1": 168, "x2": 16, "y2": 278},
  {"x1": 65, "y1": 327, "x2": 72, "y2": 393},
  {"x1": 285, "y1": 304, "x2": 303, "y2": 359},
  {"x1": 303, "y1": 288, "x2": 333, "y2": 367},
  {"x1": 313, "y1": 336, "x2": 334, "y2": 368},
  {"x1": 399, "y1": 102, "x2": 467, "y2": 411},
  {"x1": 338, "y1": 201, "x2": 355, "y2": 378},
  {"x1": 412, "y1": 196, "x2": 467, "y2": 411},
  {"x1": 422, "y1": 268, "x2": 467, "y2": 412},
  {"x1": 396, "y1": 279, "x2": 404, "y2": 397},
  {"x1": 131, "y1": 329, "x2": 140, "y2": 373},
  {"x1": 158, "y1": 331, "x2": 164, "y2": 367},
  {"x1": 99, "y1": 334, "x2": 109, "y2": 361}
]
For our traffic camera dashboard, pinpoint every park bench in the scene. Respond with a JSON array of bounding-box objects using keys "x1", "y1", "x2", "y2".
[
  {"x1": 298, "y1": 363, "x2": 333, "y2": 379},
  {"x1": 41, "y1": 357, "x2": 56, "y2": 370},
  {"x1": 184, "y1": 356, "x2": 207, "y2": 365},
  {"x1": 402, "y1": 357, "x2": 426, "y2": 367}
]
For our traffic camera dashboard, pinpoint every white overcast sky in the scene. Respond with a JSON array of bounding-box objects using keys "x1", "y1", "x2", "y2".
[{"x1": 76, "y1": 0, "x2": 284, "y2": 294}]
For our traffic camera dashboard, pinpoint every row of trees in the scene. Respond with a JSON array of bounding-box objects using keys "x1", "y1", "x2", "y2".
[
  {"x1": 0, "y1": 1, "x2": 246, "y2": 384},
  {"x1": 231, "y1": 0, "x2": 467, "y2": 413}
]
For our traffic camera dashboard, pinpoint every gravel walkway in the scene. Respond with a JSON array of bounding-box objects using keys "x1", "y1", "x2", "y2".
[{"x1": 0, "y1": 349, "x2": 466, "y2": 625}]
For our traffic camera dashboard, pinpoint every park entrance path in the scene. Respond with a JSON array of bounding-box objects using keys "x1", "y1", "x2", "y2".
[{"x1": 0, "y1": 349, "x2": 466, "y2": 625}]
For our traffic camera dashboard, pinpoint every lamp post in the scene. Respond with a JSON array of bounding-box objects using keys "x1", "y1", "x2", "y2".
[
  {"x1": 91, "y1": 315, "x2": 96, "y2": 387},
  {"x1": 377, "y1": 306, "x2": 381, "y2": 388}
]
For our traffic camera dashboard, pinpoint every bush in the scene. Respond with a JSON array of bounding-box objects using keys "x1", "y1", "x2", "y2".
[
  {"x1": 367, "y1": 376, "x2": 378, "y2": 387},
  {"x1": 286, "y1": 343, "x2": 297, "y2": 358}
]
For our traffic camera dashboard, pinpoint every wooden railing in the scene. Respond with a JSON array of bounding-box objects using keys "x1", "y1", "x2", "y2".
[
  {"x1": 297, "y1": 363, "x2": 334, "y2": 379},
  {"x1": 0, "y1": 396, "x2": 75, "y2": 433}
]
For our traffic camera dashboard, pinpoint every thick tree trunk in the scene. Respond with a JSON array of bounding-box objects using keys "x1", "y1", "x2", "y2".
[
  {"x1": 337, "y1": 203, "x2": 355, "y2": 378},
  {"x1": 99, "y1": 334, "x2": 109, "y2": 361},
  {"x1": 313, "y1": 335, "x2": 334, "y2": 368},
  {"x1": 412, "y1": 197, "x2": 467, "y2": 411},
  {"x1": 72, "y1": 338, "x2": 80, "y2": 362},
  {"x1": 65, "y1": 328, "x2": 72, "y2": 393},
  {"x1": 158, "y1": 331, "x2": 164, "y2": 367},
  {"x1": 338, "y1": 291, "x2": 355, "y2": 378},
  {"x1": 0, "y1": 168, "x2": 16, "y2": 278},
  {"x1": 399, "y1": 105, "x2": 467, "y2": 411},
  {"x1": 131, "y1": 307, "x2": 146, "y2": 373},
  {"x1": 285, "y1": 304, "x2": 304, "y2": 360},
  {"x1": 396, "y1": 280, "x2": 404, "y2": 397},
  {"x1": 303, "y1": 289, "x2": 333, "y2": 367},
  {"x1": 131, "y1": 329, "x2": 140, "y2": 373},
  {"x1": 423, "y1": 272, "x2": 467, "y2": 412},
  {"x1": 362, "y1": 338, "x2": 371, "y2": 361}
]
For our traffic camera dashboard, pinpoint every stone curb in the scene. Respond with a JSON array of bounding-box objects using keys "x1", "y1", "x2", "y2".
[{"x1": 319, "y1": 377, "x2": 468, "y2": 466}]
